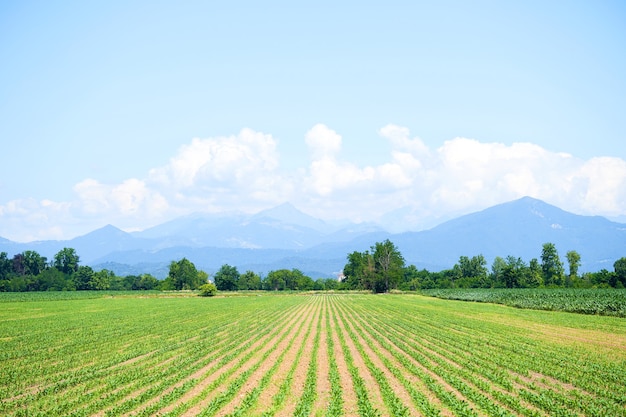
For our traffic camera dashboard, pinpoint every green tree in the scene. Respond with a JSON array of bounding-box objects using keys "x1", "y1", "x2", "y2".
[
  {"x1": 11, "y1": 253, "x2": 26, "y2": 275},
  {"x1": 73, "y1": 265, "x2": 95, "y2": 290},
  {"x1": 501, "y1": 256, "x2": 526, "y2": 288},
  {"x1": 22, "y1": 251, "x2": 47, "y2": 275},
  {"x1": 565, "y1": 250, "x2": 581, "y2": 287},
  {"x1": 342, "y1": 251, "x2": 370, "y2": 290},
  {"x1": 38, "y1": 268, "x2": 71, "y2": 291},
  {"x1": 613, "y1": 257, "x2": 626, "y2": 288},
  {"x1": 90, "y1": 269, "x2": 114, "y2": 290},
  {"x1": 238, "y1": 270, "x2": 261, "y2": 290},
  {"x1": 526, "y1": 258, "x2": 543, "y2": 288},
  {"x1": 130, "y1": 273, "x2": 158, "y2": 290},
  {"x1": 214, "y1": 264, "x2": 240, "y2": 291},
  {"x1": 265, "y1": 270, "x2": 286, "y2": 291},
  {"x1": 541, "y1": 242, "x2": 564, "y2": 286},
  {"x1": 372, "y1": 239, "x2": 405, "y2": 293},
  {"x1": 54, "y1": 248, "x2": 80, "y2": 275},
  {"x1": 295, "y1": 271, "x2": 314, "y2": 290},
  {"x1": 454, "y1": 255, "x2": 489, "y2": 287},
  {"x1": 490, "y1": 256, "x2": 507, "y2": 287},
  {"x1": 0, "y1": 252, "x2": 12, "y2": 281},
  {"x1": 168, "y1": 258, "x2": 205, "y2": 290}
]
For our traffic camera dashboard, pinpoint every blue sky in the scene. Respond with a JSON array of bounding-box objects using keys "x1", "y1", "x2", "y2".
[{"x1": 1, "y1": 1, "x2": 625, "y2": 241}]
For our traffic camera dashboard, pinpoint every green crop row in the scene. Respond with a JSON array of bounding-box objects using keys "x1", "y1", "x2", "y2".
[
  {"x1": 1, "y1": 293, "x2": 624, "y2": 416},
  {"x1": 421, "y1": 288, "x2": 626, "y2": 316}
]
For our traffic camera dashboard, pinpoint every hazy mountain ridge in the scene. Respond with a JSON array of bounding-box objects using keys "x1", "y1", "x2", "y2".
[{"x1": 0, "y1": 197, "x2": 624, "y2": 278}]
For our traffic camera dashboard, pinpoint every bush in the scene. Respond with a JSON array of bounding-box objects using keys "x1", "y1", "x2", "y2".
[{"x1": 198, "y1": 283, "x2": 217, "y2": 297}]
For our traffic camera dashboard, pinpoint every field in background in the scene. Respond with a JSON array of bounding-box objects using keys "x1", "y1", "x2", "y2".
[
  {"x1": 1, "y1": 293, "x2": 625, "y2": 416},
  {"x1": 421, "y1": 288, "x2": 626, "y2": 317}
]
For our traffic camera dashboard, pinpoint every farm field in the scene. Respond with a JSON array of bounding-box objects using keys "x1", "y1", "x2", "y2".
[
  {"x1": 421, "y1": 288, "x2": 626, "y2": 317},
  {"x1": 1, "y1": 293, "x2": 625, "y2": 416}
]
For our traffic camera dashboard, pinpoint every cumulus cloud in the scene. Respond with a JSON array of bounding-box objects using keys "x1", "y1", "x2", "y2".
[
  {"x1": 150, "y1": 128, "x2": 280, "y2": 189},
  {"x1": 1, "y1": 124, "x2": 625, "y2": 241},
  {"x1": 305, "y1": 124, "x2": 342, "y2": 160}
]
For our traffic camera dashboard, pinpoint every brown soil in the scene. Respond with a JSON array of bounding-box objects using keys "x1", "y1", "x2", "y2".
[
  {"x1": 249, "y1": 301, "x2": 317, "y2": 414},
  {"x1": 275, "y1": 298, "x2": 322, "y2": 417},
  {"x1": 180, "y1": 304, "x2": 309, "y2": 417},
  {"x1": 327, "y1": 297, "x2": 359, "y2": 415},
  {"x1": 330, "y1": 301, "x2": 388, "y2": 415},
  {"x1": 215, "y1": 303, "x2": 314, "y2": 416}
]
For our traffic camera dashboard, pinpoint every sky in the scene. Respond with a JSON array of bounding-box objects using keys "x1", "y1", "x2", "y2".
[{"x1": 1, "y1": 1, "x2": 625, "y2": 242}]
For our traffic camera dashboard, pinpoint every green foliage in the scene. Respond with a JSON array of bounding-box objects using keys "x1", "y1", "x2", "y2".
[
  {"x1": 53, "y1": 247, "x2": 80, "y2": 275},
  {"x1": 422, "y1": 288, "x2": 626, "y2": 317},
  {"x1": 342, "y1": 239, "x2": 405, "y2": 293},
  {"x1": 168, "y1": 258, "x2": 206, "y2": 290},
  {"x1": 198, "y1": 283, "x2": 217, "y2": 297},
  {"x1": 263, "y1": 269, "x2": 313, "y2": 291},
  {"x1": 238, "y1": 270, "x2": 261, "y2": 290},
  {"x1": 214, "y1": 264, "x2": 240, "y2": 291},
  {"x1": 541, "y1": 242, "x2": 564, "y2": 286}
]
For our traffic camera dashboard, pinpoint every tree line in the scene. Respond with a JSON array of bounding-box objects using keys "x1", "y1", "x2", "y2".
[
  {"x1": 1, "y1": 240, "x2": 625, "y2": 293},
  {"x1": 0, "y1": 248, "x2": 162, "y2": 292},
  {"x1": 341, "y1": 240, "x2": 626, "y2": 291}
]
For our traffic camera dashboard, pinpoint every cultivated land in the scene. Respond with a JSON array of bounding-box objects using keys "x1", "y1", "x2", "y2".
[{"x1": 1, "y1": 293, "x2": 625, "y2": 416}]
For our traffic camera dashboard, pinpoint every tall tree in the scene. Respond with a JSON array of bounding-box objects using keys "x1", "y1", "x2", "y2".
[
  {"x1": 502, "y1": 256, "x2": 526, "y2": 288},
  {"x1": 54, "y1": 248, "x2": 80, "y2": 275},
  {"x1": 238, "y1": 270, "x2": 261, "y2": 290},
  {"x1": 526, "y1": 258, "x2": 543, "y2": 287},
  {"x1": 343, "y1": 251, "x2": 370, "y2": 290},
  {"x1": 22, "y1": 250, "x2": 47, "y2": 276},
  {"x1": 168, "y1": 258, "x2": 205, "y2": 290},
  {"x1": 541, "y1": 242, "x2": 564, "y2": 286},
  {"x1": 265, "y1": 269, "x2": 287, "y2": 291},
  {"x1": 372, "y1": 239, "x2": 405, "y2": 293},
  {"x1": 614, "y1": 257, "x2": 626, "y2": 288},
  {"x1": 214, "y1": 264, "x2": 240, "y2": 291},
  {"x1": 0, "y1": 252, "x2": 12, "y2": 280},
  {"x1": 11, "y1": 253, "x2": 26, "y2": 276},
  {"x1": 73, "y1": 265, "x2": 95, "y2": 290},
  {"x1": 565, "y1": 250, "x2": 581, "y2": 287}
]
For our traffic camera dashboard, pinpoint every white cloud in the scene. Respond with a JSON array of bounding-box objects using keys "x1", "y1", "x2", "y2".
[
  {"x1": 0, "y1": 124, "x2": 625, "y2": 241},
  {"x1": 305, "y1": 124, "x2": 342, "y2": 160},
  {"x1": 576, "y1": 157, "x2": 626, "y2": 215},
  {"x1": 147, "y1": 128, "x2": 288, "y2": 212}
]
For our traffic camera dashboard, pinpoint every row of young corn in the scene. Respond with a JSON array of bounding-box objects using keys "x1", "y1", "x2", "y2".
[
  {"x1": 1, "y1": 294, "x2": 624, "y2": 416},
  {"x1": 333, "y1": 294, "x2": 626, "y2": 417}
]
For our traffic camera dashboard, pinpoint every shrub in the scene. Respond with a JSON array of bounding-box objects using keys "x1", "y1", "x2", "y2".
[{"x1": 198, "y1": 283, "x2": 217, "y2": 297}]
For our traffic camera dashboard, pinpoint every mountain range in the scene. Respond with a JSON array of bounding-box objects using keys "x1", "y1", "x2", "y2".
[{"x1": 1, "y1": 197, "x2": 624, "y2": 278}]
